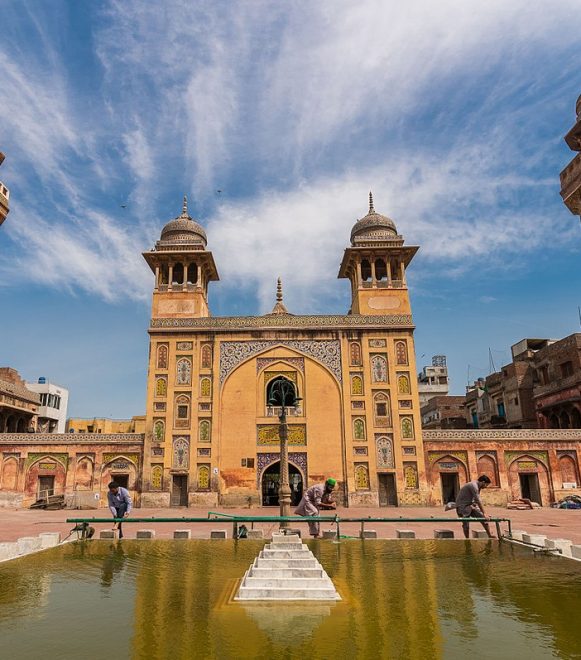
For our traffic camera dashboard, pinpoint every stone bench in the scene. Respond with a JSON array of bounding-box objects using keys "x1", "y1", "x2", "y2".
[
  {"x1": 174, "y1": 530, "x2": 191, "y2": 539},
  {"x1": 99, "y1": 530, "x2": 119, "y2": 540},
  {"x1": 396, "y1": 530, "x2": 415, "y2": 539},
  {"x1": 247, "y1": 530, "x2": 264, "y2": 539},
  {"x1": 210, "y1": 530, "x2": 227, "y2": 539},
  {"x1": 360, "y1": 530, "x2": 377, "y2": 539},
  {"x1": 522, "y1": 533, "x2": 546, "y2": 546},
  {"x1": 434, "y1": 529, "x2": 454, "y2": 539},
  {"x1": 136, "y1": 530, "x2": 155, "y2": 539},
  {"x1": 544, "y1": 538, "x2": 572, "y2": 557}
]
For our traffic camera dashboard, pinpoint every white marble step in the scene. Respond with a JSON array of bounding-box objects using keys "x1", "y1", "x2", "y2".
[
  {"x1": 265, "y1": 542, "x2": 304, "y2": 550},
  {"x1": 237, "y1": 586, "x2": 340, "y2": 600},
  {"x1": 254, "y1": 558, "x2": 319, "y2": 569},
  {"x1": 249, "y1": 567, "x2": 325, "y2": 578},
  {"x1": 271, "y1": 534, "x2": 301, "y2": 543},
  {"x1": 260, "y1": 549, "x2": 312, "y2": 559},
  {"x1": 243, "y1": 577, "x2": 334, "y2": 589}
]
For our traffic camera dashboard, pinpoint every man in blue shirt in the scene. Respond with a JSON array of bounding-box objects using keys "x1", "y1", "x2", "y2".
[{"x1": 107, "y1": 481, "x2": 132, "y2": 539}]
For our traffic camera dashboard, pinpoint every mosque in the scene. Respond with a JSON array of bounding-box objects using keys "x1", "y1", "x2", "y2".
[{"x1": 140, "y1": 193, "x2": 426, "y2": 507}]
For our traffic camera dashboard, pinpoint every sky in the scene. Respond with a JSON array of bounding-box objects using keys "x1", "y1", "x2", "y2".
[{"x1": 0, "y1": 0, "x2": 580, "y2": 418}]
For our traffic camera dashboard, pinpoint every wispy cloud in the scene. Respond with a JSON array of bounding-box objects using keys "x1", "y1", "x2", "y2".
[{"x1": 1, "y1": 0, "x2": 580, "y2": 307}]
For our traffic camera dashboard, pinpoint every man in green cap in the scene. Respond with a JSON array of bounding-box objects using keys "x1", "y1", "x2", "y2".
[{"x1": 294, "y1": 478, "x2": 337, "y2": 537}]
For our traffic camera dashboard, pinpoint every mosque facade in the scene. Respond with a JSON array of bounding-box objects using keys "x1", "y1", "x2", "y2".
[{"x1": 140, "y1": 194, "x2": 427, "y2": 507}]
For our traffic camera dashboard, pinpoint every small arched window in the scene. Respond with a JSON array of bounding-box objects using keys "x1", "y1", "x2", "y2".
[
  {"x1": 172, "y1": 263, "x2": 184, "y2": 285},
  {"x1": 187, "y1": 263, "x2": 198, "y2": 284},
  {"x1": 151, "y1": 465, "x2": 163, "y2": 490},
  {"x1": 199, "y1": 420, "x2": 211, "y2": 443},
  {"x1": 266, "y1": 376, "x2": 297, "y2": 406},
  {"x1": 173, "y1": 438, "x2": 189, "y2": 469},
  {"x1": 197, "y1": 465, "x2": 210, "y2": 490},
  {"x1": 401, "y1": 417, "x2": 414, "y2": 439},
  {"x1": 350, "y1": 343, "x2": 362, "y2": 366},
  {"x1": 353, "y1": 418, "x2": 366, "y2": 440},
  {"x1": 157, "y1": 345, "x2": 168, "y2": 369},
  {"x1": 201, "y1": 345, "x2": 212, "y2": 369},
  {"x1": 361, "y1": 259, "x2": 372, "y2": 282},
  {"x1": 176, "y1": 358, "x2": 192, "y2": 385},
  {"x1": 374, "y1": 392, "x2": 391, "y2": 426},
  {"x1": 174, "y1": 395, "x2": 190, "y2": 428},
  {"x1": 200, "y1": 377, "x2": 211, "y2": 397},
  {"x1": 354, "y1": 464, "x2": 370, "y2": 490},
  {"x1": 376, "y1": 436, "x2": 394, "y2": 468},
  {"x1": 351, "y1": 375, "x2": 363, "y2": 396},
  {"x1": 153, "y1": 419, "x2": 165, "y2": 442},
  {"x1": 395, "y1": 341, "x2": 408, "y2": 365},
  {"x1": 375, "y1": 258, "x2": 387, "y2": 281},
  {"x1": 155, "y1": 377, "x2": 167, "y2": 397},
  {"x1": 397, "y1": 374, "x2": 411, "y2": 395},
  {"x1": 371, "y1": 355, "x2": 388, "y2": 383},
  {"x1": 160, "y1": 265, "x2": 169, "y2": 286}
]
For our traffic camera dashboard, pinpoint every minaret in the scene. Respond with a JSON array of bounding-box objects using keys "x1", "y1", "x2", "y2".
[
  {"x1": 142, "y1": 196, "x2": 219, "y2": 318},
  {"x1": 560, "y1": 94, "x2": 581, "y2": 220},
  {"x1": 338, "y1": 192, "x2": 419, "y2": 315}
]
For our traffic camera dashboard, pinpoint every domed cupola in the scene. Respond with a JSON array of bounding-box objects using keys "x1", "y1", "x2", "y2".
[
  {"x1": 158, "y1": 196, "x2": 207, "y2": 248},
  {"x1": 350, "y1": 192, "x2": 398, "y2": 246}
]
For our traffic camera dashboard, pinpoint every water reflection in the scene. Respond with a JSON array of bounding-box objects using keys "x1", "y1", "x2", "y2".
[{"x1": 0, "y1": 540, "x2": 579, "y2": 659}]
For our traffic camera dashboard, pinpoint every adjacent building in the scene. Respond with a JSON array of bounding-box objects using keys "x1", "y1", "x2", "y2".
[
  {"x1": 417, "y1": 356, "x2": 449, "y2": 406},
  {"x1": 0, "y1": 368, "x2": 39, "y2": 433},
  {"x1": 67, "y1": 416, "x2": 145, "y2": 434},
  {"x1": 560, "y1": 94, "x2": 581, "y2": 219},
  {"x1": 421, "y1": 396, "x2": 466, "y2": 430},
  {"x1": 26, "y1": 378, "x2": 69, "y2": 433}
]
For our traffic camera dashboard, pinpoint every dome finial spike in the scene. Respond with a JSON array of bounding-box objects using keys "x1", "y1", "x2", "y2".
[
  {"x1": 182, "y1": 195, "x2": 188, "y2": 216},
  {"x1": 276, "y1": 277, "x2": 283, "y2": 302},
  {"x1": 369, "y1": 191, "x2": 375, "y2": 214}
]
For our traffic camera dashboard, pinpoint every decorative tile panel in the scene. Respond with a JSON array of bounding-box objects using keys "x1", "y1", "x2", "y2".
[
  {"x1": 152, "y1": 314, "x2": 413, "y2": 330},
  {"x1": 369, "y1": 339, "x2": 387, "y2": 348},
  {"x1": 257, "y1": 424, "x2": 306, "y2": 446},
  {"x1": 257, "y1": 357, "x2": 304, "y2": 373},
  {"x1": 177, "y1": 342, "x2": 193, "y2": 351},
  {"x1": 221, "y1": 340, "x2": 341, "y2": 383}
]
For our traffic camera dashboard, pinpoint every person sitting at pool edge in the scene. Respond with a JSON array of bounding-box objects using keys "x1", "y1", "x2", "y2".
[
  {"x1": 294, "y1": 478, "x2": 337, "y2": 538},
  {"x1": 107, "y1": 481, "x2": 132, "y2": 539},
  {"x1": 455, "y1": 475, "x2": 494, "y2": 539}
]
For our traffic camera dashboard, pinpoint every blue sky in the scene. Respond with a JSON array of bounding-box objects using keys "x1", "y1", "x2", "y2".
[{"x1": 1, "y1": 0, "x2": 580, "y2": 418}]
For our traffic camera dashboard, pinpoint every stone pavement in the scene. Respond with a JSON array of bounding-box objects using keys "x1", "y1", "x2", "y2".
[{"x1": 1, "y1": 505, "x2": 580, "y2": 544}]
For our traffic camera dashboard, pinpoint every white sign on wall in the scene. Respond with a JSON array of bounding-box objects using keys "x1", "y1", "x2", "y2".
[{"x1": 563, "y1": 482, "x2": 577, "y2": 489}]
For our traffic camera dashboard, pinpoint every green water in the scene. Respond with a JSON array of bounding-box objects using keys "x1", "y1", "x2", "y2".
[{"x1": 0, "y1": 540, "x2": 580, "y2": 659}]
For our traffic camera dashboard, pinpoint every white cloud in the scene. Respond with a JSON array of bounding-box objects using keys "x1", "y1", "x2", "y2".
[{"x1": 1, "y1": 0, "x2": 580, "y2": 306}]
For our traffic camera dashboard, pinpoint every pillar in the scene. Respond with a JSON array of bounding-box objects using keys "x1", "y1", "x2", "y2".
[{"x1": 168, "y1": 264, "x2": 173, "y2": 291}]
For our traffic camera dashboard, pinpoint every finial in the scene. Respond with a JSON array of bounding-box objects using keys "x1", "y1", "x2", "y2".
[
  {"x1": 182, "y1": 195, "x2": 188, "y2": 216},
  {"x1": 369, "y1": 191, "x2": 375, "y2": 214},
  {"x1": 276, "y1": 277, "x2": 283, "y2": 302}
]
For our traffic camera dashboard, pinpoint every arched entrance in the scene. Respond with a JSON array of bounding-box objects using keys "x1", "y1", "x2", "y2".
[{"x1": 261, "y1": 461, "x2": 303, "y2": 507}]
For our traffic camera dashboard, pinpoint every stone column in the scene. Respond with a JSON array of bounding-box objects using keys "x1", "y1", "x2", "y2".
[
  {"x1": 168, "y1": 264, "x2": 174, "y2": 291},
  {"x1": 154, "y1": 265, "x2": 159, "y2": 291},
  {"x1": 371, "y1": 259, "x2": 377, "y2": 286},
  {"x1": 387, "y1": 260, "x2": 392, "y2": 286},
  {"x1": 197, "y1": 264, "x2": 202, "y2": 288}
]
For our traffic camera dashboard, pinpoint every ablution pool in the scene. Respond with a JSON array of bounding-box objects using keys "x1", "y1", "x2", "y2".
[{"x1": 0, "y1": 539, "x2": 579, "y2": 659}]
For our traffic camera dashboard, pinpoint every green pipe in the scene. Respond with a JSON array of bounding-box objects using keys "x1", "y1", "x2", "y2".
[{"x1": 67, "y1": 516, "x2": 510, "y2": 524}]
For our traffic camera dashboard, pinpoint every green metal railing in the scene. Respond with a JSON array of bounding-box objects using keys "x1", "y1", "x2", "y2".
[{"x1": 66, "y1": 513, "x2": 512, "y2": 541}]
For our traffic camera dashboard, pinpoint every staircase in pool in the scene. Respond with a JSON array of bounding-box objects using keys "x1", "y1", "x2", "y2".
[{"x1": 235, "y1": 533, "x2": 341, "y2": 601}]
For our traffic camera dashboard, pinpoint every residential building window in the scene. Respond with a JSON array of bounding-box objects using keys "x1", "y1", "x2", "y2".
[{"x1": 561, "y1": 361, "x2": 574, "y2": 378}]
